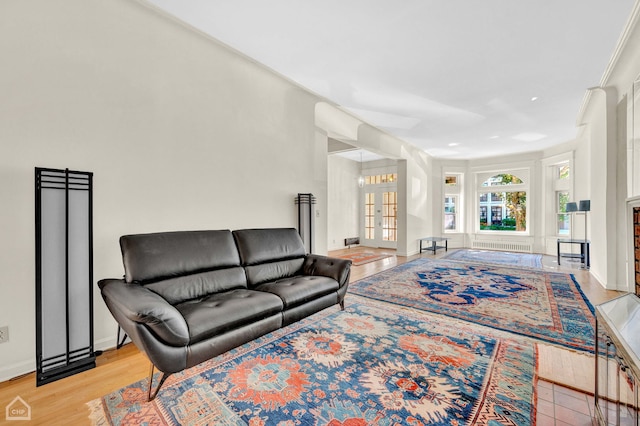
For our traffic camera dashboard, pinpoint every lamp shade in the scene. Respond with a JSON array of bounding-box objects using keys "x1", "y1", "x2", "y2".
[
  {"x1": 565, "y1": 202, "x2": 578, "y2": 212},
  {"x1": 578, "y1": 200, "x2": 591, "y2": 212}
]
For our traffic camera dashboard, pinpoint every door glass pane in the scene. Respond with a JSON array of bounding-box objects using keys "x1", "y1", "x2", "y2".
[
  {"x1": 382, "y1": 191, "x2": 397, "y2": 241},
  {"x1": 365, "y1": 193, "x2": 374, "y2": 240}
]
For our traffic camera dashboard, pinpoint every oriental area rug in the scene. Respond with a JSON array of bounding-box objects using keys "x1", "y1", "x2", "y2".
[
  {"x1": 442, "y1": 249, "x2": 543, "y2": 268},
  {"x1": 335, "y1": 251, "x2": 392, "y2": 266},
  {"x1": 88, "y1": 296, "x2": 537, "y2": 425},
  {"x1": 350, "y1": 258, "x2": 595, "y2": 353}
]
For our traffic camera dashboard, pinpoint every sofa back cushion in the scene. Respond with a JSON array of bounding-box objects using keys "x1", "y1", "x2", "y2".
[
  {"x1": 143, "y1": 267, "x2": 247, "y2": 305},
  {"x1": 233, "y1": 228, "x2": 306, "y2": 287},
  {"x1": 244, "y1": 258, "x2": 306, "y2": 287},
  {"x1": 120, "y1": 230, "x2": 241, "y2": 283}
]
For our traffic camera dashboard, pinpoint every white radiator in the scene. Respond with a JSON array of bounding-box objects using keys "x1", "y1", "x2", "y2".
[{"x1": 471, "y1": 240, "x2": 533, "y2": 253}]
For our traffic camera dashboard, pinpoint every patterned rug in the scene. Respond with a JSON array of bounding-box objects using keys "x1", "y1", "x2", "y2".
[
  {"x1": 442, "y1": 249, "x2": 543, "y2": 268},
  {"x1": 88, "y1": 296, "x2": 537, "y2": 425},
  {"x1": 335, "y1": 251, "x2": 392, "y2": 266},
  {"x1": 350, "y1": 258, "x2": 595, "y2": 353}
]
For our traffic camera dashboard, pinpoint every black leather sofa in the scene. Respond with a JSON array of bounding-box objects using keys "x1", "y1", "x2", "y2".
[{"x1": 98, "y1": 228, "x2": 351, "y2": 400}]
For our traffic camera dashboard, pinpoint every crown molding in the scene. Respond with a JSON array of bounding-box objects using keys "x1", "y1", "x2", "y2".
[
  {"x1": 576, "y1": 1, "x2": 640, "y2": 126},
  {"x1": 601, "y1": 0, "x2": 640, "y2": 86}
]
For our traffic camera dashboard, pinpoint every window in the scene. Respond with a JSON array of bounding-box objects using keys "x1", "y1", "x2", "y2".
[
  {"x1": 365, "y1": 174, "x2": 397, "y2": 185},
  {"x1": 556, "y1": 191, "x2": 570, "y2": 236},
  {"x1": 444, "y1": 196, "x2": 457, "y2": 231},
  {"x1": 558, "y1": 164, "x2": 570, "y2": 180},
  {"x1": 482, "y1": 175, "x2": 523, "y2": 186},
  {"x1": 443, "y1": 172, "x2": 463, "y2": 233},
  {"x1": 478, "y1": 173, "x2": 527, "y2": 232},
  {"x1": 553, "y1": 161, "x2": 571, "y2": 236}
]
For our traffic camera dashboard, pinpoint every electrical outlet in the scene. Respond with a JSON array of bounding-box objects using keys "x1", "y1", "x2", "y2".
[{"x1": 0, "y1": 326, "x2": 8, "y2": 344}]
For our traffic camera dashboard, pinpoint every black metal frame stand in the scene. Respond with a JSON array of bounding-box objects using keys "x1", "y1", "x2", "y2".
[
  {"x1": 35, "y1": 167, "x2": 95, "y2": 386},
  {"x1": 295, "y1": 193, "x2": 316, "y2": 254}
]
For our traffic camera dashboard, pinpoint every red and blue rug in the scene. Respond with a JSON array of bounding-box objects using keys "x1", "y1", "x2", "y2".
[
  {"x1": 350, "y1": 258, "x2": 595, "y2": 353},
  {"x1": 89, "y1": 296, "x2": 537, "y2": 425},
  {"x1": 442, "y1": 249, "x2": 543, "y2": 268},
  {"x1": 335, "y1": 251, "x2": 393, "y2": 266}
]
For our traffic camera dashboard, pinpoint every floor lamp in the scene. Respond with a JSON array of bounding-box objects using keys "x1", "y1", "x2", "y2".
[
  {"x1": 565, "y1": 202, "x2": 578, "y2": 240},
  {"x1": 578, "y1": 200, "x2": 590, "y2": 242}
]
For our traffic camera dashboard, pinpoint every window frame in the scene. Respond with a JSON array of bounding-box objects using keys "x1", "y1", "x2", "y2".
[{"x1": 553, "y1": 162, "x2": 572, "y2": 236}]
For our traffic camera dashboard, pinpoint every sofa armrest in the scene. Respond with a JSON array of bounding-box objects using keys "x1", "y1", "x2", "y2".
[
  {"x1": 302, "y1": 255, "x2": 352, "y2": 288},
  {"x1": 98, "y1": 279, "x2": 190, "y2": 346}
]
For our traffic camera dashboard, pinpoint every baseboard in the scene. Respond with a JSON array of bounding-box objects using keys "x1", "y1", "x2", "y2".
[
  {"x1": 0, "y1": 336, "x2": 119, "y2": 384},
  {"x1": 0, "y1": 359, "x2": 35, "y2": 384},
  {"x1": 95, "y1": 335, "x2": 118, "y2": 352}
]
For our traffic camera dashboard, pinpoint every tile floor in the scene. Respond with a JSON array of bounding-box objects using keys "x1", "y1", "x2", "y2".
[{"x1": 537, "y1": 379, "x2": 595, "y2": 425}]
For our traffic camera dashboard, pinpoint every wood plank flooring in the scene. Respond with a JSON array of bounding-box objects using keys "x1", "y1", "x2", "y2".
[{"x1": 0, "y1": 247, "x2": 621, "y2": 425}]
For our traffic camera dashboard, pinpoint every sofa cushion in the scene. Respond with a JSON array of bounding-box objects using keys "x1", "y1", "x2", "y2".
[
  {"x1": 233, "y1": 228, "x2": 306, "y2": 265},
  {"x1": 144, "y1": 267, "x2": 247, "y2": 305},
  {"x1": 244, "y1": 258, "x2": 305, "y2": 288},
  {"x1": 255, "y1": 275, "x2": 339, "y2": 309},
  {"x1": 174, "y1": 289, "x2": 284, "y2": 344},
  {"x1": 120, "y1": 230, "x2": 240, "y2": 283}
]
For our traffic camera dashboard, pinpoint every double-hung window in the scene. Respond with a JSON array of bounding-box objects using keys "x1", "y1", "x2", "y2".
[
  {"x1": 555, "y1": 164, "x2": 571, "y2": 236},
  {"x1": 444, "y1": 173, "x2": 463, "y2": 233}
]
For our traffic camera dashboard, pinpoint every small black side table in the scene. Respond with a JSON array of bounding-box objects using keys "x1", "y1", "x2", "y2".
[
  {"x1": 557, "y1": 238, "x2": 590, "y2": 269},
  {"x1": 420, "y1": 237, "x2": 449, "y2": 254}
]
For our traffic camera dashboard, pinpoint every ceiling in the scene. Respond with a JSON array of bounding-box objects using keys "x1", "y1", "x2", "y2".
[{"x1": 146, "y1": 0, "x2": 635, "y2": 160}]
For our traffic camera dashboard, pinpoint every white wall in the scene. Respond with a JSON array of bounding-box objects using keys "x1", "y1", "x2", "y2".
[
  {"x1": 573, "y1": 2, "x2": 640, "y2": 290},
  {"x1": 579, "y1": 88, "x2": 619, "y2": 287},
  {"x1": 327, "y1": 155, "x2": 360, "y2": 251},
  {"x1": 404, "y1": 152, "x2": 432, "y2": 255},
  {"x1": 0, "y1": 0, "x2": 329, "y2": 380}
]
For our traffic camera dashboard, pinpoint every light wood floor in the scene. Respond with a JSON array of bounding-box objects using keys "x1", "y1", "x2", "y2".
[{"x1": 0, "y1": 247, "x2": 621, "y2": 425}]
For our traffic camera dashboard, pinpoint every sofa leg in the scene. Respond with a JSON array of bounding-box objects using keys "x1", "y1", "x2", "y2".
[
  {"x1": 340, "y1": 300, "x2": 345, "y2": 311},
  {"x1": 116, "y1": 326, "x2": 128, "y2": 349},
  {"x1": 147, "y1": 363, "x2": 170, "y2": 401}
]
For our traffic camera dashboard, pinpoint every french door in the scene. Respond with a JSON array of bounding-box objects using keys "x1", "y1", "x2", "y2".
[{"x1": 363, "y1": 188, "x2": 397, "y2": 249}]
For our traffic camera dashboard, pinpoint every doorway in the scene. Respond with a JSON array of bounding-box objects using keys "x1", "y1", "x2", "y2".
[{"x1": 363, "y1": 187, "x2": 397, "y2": 249}]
